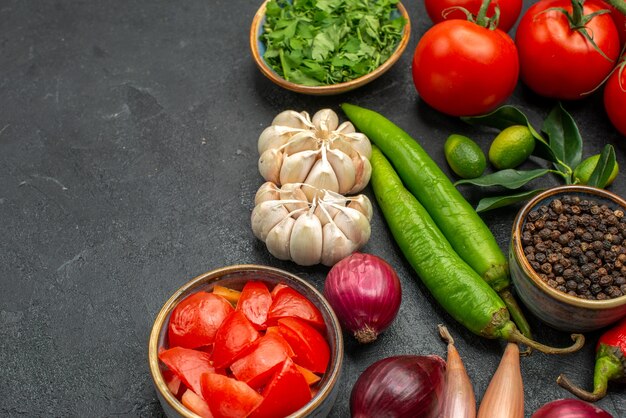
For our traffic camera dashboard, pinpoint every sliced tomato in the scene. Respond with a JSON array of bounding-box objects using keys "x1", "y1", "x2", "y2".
[
  {"x1": 159, "y1": 347, "x2": 215, "y2": 398},
  {"x1": 211, "y1": 310, "x2": 260, "y2": 369},
  {"x1": 236, "y1": 281, "x2": 272, "y2": 329},
  {"x1": 212, "y1": 285, "x2": 241, "y2": 305},
  {"x1": 270, "y1": 282, "x2": 289, "y2": 298},
  {"x1": 277, "y1": 317, "x2": 330, "y2": 374},
  {"x1": 161, "y1": 369, "x2": 183, "y2": 398},
  {"x1": 182, "y1": 389, "x2": 214, "y2": 418},
  {"x1": 295, "y1": 364, "x2": 322, "y2": 386},
  {"x1": 230, "y1": 332, "x2": 294, "y2": 389},
  {"x1": 200, "y1": 373, "x2": 263, "y2": 418},
  {"x1": 267, "y1": 286, "x2": 325, "y2": 330},
  {"x1": 168, "y1": 291, "x2": 234, "y2": 349},
  {"x1": 249, "y1": 358, "x2": 313, "y2": 418}
]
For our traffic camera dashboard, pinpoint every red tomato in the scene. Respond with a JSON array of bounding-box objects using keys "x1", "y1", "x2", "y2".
[
  {"x1": 249, "y1": 358, "x2": 313, "y2": 418},
  {"x1": 412, "y1": 20, "x2": 519, "y2": 116},
  {"x1": 168, "y1": 292, "x2": 234, "y2": 349},
  {"x1": 230, "y1": 332, "x2": 295, "y2": 389},
  {"x1": 424, "y1": 0, "x2": 523, "y2": 32},
  {"x1": 159, "y1": 347, "x2": 215, "y2": 398},
  {"x1": 604, "y1": 60, "x2": 626, "y2": 136},
  {"x1": 200, "y1": 373, "x2": 263, "y2": 418},
  {"x1": 277, "y1": 317, "x2": 330, "y2": 374},
  {"x1": 211, "y1": 310, "x2": 260, "y2": 369},
  {"x1": 236, "y1": 281, "x2": 272, "y2": 329},
  {"x1": 267, "y1": 286, "x2": 325, "y2": 330},
  {"x1": 182, "y1": 389, "x2": 214, "y2": 418},
  {"x1": 515, "y1": 0, "x2": 620, "y2": 100}
]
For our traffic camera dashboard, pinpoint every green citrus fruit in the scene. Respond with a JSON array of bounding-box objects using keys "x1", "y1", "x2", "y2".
[
  {"x1": 573, "y1": 154, "x2": 619, "y2": 186},
  {"x1": 488, "y1": 125, "x2": 535, "y2": 170},
  {"x1": 444, "y1": 134, "x2": 487, "y2": 179}
]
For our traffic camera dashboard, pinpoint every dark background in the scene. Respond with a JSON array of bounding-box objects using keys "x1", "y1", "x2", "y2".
[{"x1": 1, "y1": 0, "x2": 624, "y2": 416}]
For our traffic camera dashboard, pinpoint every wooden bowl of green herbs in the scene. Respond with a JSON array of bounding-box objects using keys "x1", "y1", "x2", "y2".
[{"x1": 250, "y1": 0, "x2": 410, "y2": 95}]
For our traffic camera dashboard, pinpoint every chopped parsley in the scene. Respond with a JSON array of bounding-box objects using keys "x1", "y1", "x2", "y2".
[{"x1": 261, "y1": 0, "x2": 407, "y2": 86}]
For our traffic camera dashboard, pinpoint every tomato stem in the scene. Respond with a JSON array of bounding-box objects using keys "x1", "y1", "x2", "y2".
[
  {"x1": 604, "y1": 0, "x2": 626, "y2": 16},
  {"x1": 475, "y1": 0, "x2": 493, "y2": 27}
]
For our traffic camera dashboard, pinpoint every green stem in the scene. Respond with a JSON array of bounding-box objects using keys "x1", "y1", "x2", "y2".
[
  {"x1": 475, "y1": 0, "x2": 493, "y2": 27},
  {"x1": 499, "y1": 289, "x2": 532, "y2": 340},
  {"x1": 605, "y1": 0, "x2": 626, "y2": 16}
]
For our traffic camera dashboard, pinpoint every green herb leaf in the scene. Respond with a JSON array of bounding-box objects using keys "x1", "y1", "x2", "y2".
[
  {"x1": 461, "y1": 105, "x2": 556, "y2": 163},
  {"x1": 587, "y1": 144, "x2": 617, "y2": 189},
  {"x1": 455, "y1": 168, "x2": 551, "y2": 189},
  {"x1": 476, "y1": 189, "x2": 545, "y2": 212},
  {"x1": 542, "y1": 103, "x2": 583, "y2": 176}
]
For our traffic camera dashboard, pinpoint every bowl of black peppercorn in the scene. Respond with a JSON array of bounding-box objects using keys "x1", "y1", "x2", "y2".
[{"x1": 510, "y1": 185, "x2": 626, "y2": 332}]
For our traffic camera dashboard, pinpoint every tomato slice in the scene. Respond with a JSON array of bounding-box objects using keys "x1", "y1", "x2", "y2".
[
  {"x1": 168, "y1": 292, "x2": 234, "y2": 349},
  {"x1": 211, "y1": 310, "x2": 260, "y2": 369},
  {"x1": 249, "y1": 358, "x2": 313, "y2": 418},
  {"x1": 295, "y1": 364, "x2": 322, "y2": 386},
  {"x1": 236, "y1": 281, "x2": 272, "y2": 329},
  {"x1": 159, "y1": 347, "x2": 215, "y2": 398},
  {"x1": 230, "y1": 332, "x2": 294, "y2": 389},
  {"x1": 200, "y1": 372, "x2": 263, "y2": 418},
  {"x1": 182, "y1": 389, "x2": 214, "y2": 418},
  {"x1": 161, "y1": 369, "x2": 183, "y2": 398},
  {"x1": 267, "y1": 286, "x2": 325, "y2": 330},
  {"x1": 277, "y1": 317, "x2": 330, "y2": 374},
  {"x1": 212, "y1": 285, "x2": 241, "y2": 305},
  {"x1": 270, "y1": 282, "x2": 289, "y2": 298}
]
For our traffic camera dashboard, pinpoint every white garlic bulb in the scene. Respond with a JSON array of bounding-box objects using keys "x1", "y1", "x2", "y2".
[
  {"x1": 251, "y1": 182, "x2": 372, "y2": 266},
  {"x1": 257, "y1": 109, "x2": 372, "y2": 198}
]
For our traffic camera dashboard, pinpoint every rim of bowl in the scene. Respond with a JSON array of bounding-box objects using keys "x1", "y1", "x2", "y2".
[
  {"x1": 148, "y1": 264, "x2": 344, "y2": 418},
  {"x1": 249, "y1": 0, "x2": 411, "y2": 95},
  {"x1": 512, "y1": 185, "x2": 626, "y2": 310}
]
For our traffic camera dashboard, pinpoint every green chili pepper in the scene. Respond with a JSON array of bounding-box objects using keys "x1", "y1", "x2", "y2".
[
  {"x1": 342, "y1": 102, "x2": 532, "y2": 338},
  {"x1": 369, "y1": 145, "x2": 584, "y2": 354}
]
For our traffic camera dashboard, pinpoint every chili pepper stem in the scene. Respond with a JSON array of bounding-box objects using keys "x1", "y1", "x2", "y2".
[
  {"x1": 501, "y1": 322, "x2": 585, "y2": 354},
  {"x1": 499, "y1": 289, "x2": 532, "y2": 340},
  {"x1": 557, "y1": 345, "x2": 625, "y2": 401}
]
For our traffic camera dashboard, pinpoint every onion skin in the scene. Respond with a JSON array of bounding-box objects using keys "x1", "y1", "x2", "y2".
[
  {"x1": 477, "y1": 343, "x2": 524, "y2": 418},
  {"x1": 531, "y1": 399, "x2": 614, "y2": 418},
  {"x1": 350, "y1": 355, "x2": 446, "y2": 418},
  {"x1": 324, "y1": 252, "x2": 402, "y2": 344},
  {"x1": 439, "y1": 325, "x2": 476, "y2": 418}
]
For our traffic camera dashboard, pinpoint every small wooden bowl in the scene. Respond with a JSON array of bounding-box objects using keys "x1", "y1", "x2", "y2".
[
  {"x1": 249, "y1": 0, "x2": 411, "y2": 95},
  {"x1": 509, "y1": 185, "x2": 626, "y2": 332}
]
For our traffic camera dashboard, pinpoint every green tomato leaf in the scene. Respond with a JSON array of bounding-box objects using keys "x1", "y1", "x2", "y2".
[
  {"x1": 461, "y1": 105, "x2": 556, "y2": 163},
  {"x1": 587, "y1": 144, "x2": 617, "y2": 189},
  {"x1": 455, "y1": 168, "x2": 551, "y2": 189},
  {"x1": 542, "y1": 103, "x2": 582, "y2": 175},
  {"x1": 476, "y1": 189, "x2": 545, "y2": 212}
]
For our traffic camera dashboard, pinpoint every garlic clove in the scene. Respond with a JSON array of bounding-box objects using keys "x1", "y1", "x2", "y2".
[
  {"x1": 326, "y1": 148, "x2": 356, "y2": 195},
  {"x1": 348, "y1": 155, "x2": 372, "y2": 194},
  {"x1": 334, "y1": 121, "x2": 356, "y2": 134},
  {"x1": 321, "y1": 222, "x2": 357, "y2": 266},
  {"x1": 265, "y1": 217, "x2": 296, "y2": 260},
  {"x1": 289, "y1": 212, "x2": 323, "y2": 266},
  {"x1": 280, "y1": 183, "x2": 309, "y2": 218},
  {"x1": 333, "y1": 206, "x2": 371, "y2": 247},
  {"x1": 283, "y1": 131, "x2": 319, "y2": 155},
  {"x1": 258, "y1": 148, "x2": 283, "y2": 184},
  {"x1": 258, "y1": 125, "x2": 295, "y2": 155},
  {"x1": 251, "y1": 200, "x2": 289, "y2": 241},
  {"x1": 254, "y1": 182, "x2": 280, "y2": 205},
  {"x1": 312, "y1": 109, "x2": 339, "y2": 135},
  {"x1": 279, "y1": 150, "x2": 318, "y2": 185},
  {"x1": 314, "y1": 200, "x2": 341, "y2": 225},
  {"x1": 347, "y1": 194, "x2": 374, "y2": 221},
  {"x1": 340, "y1": 132, "x2": 372, "y2": 159},
  {"x1": 303, "y1": 158, "x2": 339, "y2": 201},
  {"x1": 271, "y1": 110, "x2": 309, "y2": 129}
]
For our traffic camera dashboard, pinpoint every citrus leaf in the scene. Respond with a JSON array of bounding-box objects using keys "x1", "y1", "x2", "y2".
[
  {"x1": 476, "y1": 189, "x2": 545, "y2": 212},
  {"x1": 461, "y1": 105, "x2": 556, "y2": 163},
  {"x1": 542, "y1": 103, "x2": 582, "y2": 175},
  {"x1": 587, "y1": 144, "x2": 617, "y2": 189},
  {"x1": 455, "y1": 168, "x2": 551, "y2": 189}
]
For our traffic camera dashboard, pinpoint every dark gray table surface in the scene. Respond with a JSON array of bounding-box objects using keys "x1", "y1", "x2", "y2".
[{"x1": 1, "y1": 0, "x2": 625, "y2": 416}]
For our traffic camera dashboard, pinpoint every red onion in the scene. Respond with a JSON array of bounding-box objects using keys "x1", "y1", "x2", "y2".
[
  {"x1": 324, "y1": 252, "x2": 402, "y2": 343},
  {"x1": 350, "y1": 355, "x2": 446, "y2": 418},
  {"x1": 531, "y1": 399, "x2": 614, "y2": 418}
]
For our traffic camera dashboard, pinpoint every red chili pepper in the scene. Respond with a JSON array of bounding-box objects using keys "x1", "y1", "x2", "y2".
[{"x1": 557, "y1": 316, "x2": 626, "y2": 401}]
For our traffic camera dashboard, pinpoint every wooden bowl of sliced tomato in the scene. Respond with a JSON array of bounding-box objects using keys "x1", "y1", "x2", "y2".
[{"x1": 148, "y1": 264, "x2": 344, "y2": 418}]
